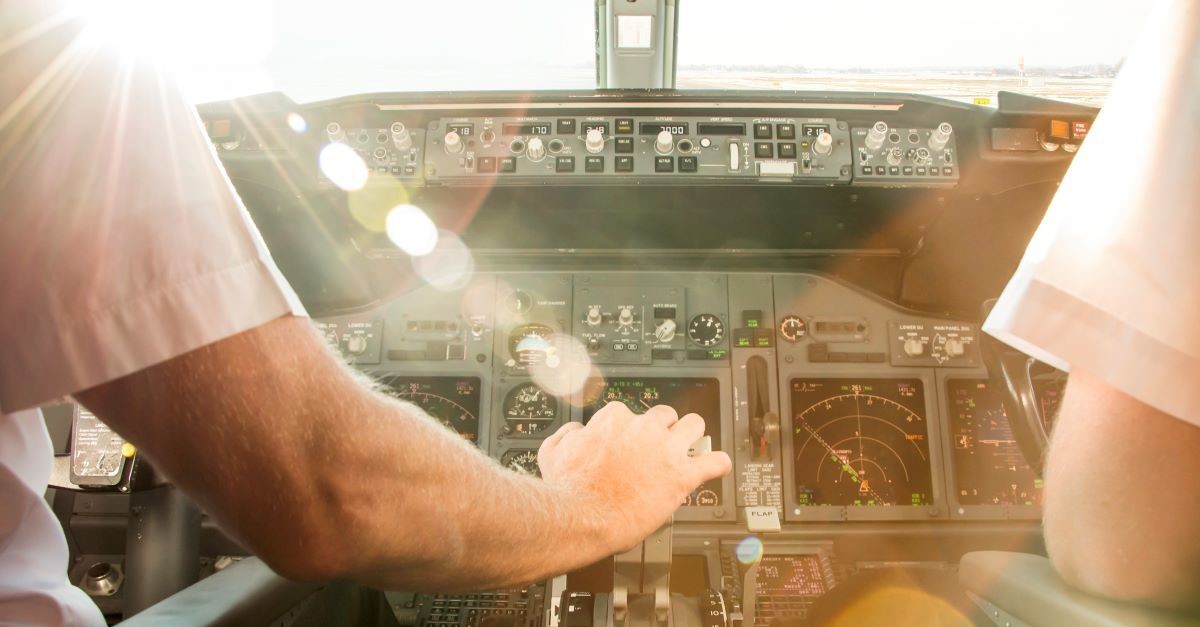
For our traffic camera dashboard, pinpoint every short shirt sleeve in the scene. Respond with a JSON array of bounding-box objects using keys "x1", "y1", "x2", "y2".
[
  {"x1": 0, "y1": 5, "x2": 306, "y2": 413},
  {"x1": 983, "y1": 0, "x2": 1200, "y2": 425}
]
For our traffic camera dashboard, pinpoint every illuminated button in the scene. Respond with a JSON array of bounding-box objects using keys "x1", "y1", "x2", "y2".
[
  {"x1": 861, "y1": 165, "x2": 872, "y2": 175},
  {"x1": 556, "y1": 118, "x2": 576, "y2": 134},
  {"x1": 499, "y1": 157, "x2": 517, "y2": 173},
  {"x1": 753, "y1": 123, "x2": 772, "y2": 139},
  {"x1": 477, "y1": 156, "x2": 497, "y2": 173},
  {"x1": 655, "y1": 156, "x2": 674, "y2": 172},
  {"x1": 614, "y1": 137, "x2": 634, "y2": 153},
  {"x1": 585, "y1": 156, "x2": 604, "y2": 172},
  {"x1": 615, "y1": 156, "x2": 635, "y2": 172},
  {"x1": 679, "y1": 156, "x2": 698, "y2": 172},
  {"x1": 777, "y1": 143, "x2": 797, "y2": 158},
  {"x1": 776, "y1": 124, "x2": 796, "y2": 139},
  {"x1": 902, "y1": 166, "x2": 914, "y2": 175},
  {"x1": 888, "y1": 166, "x2": 899, "y2": 175},
  {"x1": 754, "y1": 142, "x2": 773, "y2": 158},
  {"x1": 615, "y1": 118, "x2": 634, "y2": 134},
  {"x1": 916, "y1": 167, "x2": 927, "y2": 175},
  {"x1": 943, "y1": 167, "x2": 954, "y2": 176},
  {"x1": 556, "y1": 156, "x2": 575, "y2": 172}
]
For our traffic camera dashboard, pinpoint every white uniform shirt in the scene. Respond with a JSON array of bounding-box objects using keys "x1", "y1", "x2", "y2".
[
  {"x1": 0, "y1": 4, "x2": 305, "y2": 624},
  {"x1": 984, "y1": 0, "x2": 1200, "y2": 425}
]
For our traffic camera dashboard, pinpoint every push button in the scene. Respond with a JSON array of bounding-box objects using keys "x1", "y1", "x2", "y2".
[
  {"x1": 556, "y1": 156, "x2": 575, "y2": 172},
  {"x1": 585, "y1": 156, "x2": 604, "y2": 172},
  {"x1": 500, "y1": 157, "x2": 517, "y2": 173},
  {"x1": 776, "y1": 124, "x2": 796, "y2": 139},
  {"x1": 615, "y1": 156, "x2": 635, "y2": 172},
  {"x1": 477, "y1": 156, "x2": 496, "y2": 173},
  {"x1": 754, "y1": 142, "x2": 773, "y2": 158},
  {"x1": 753, "y1": 123, "x2": 773, "y2": 139},
  {"x1": 556, "y1": 118, "x2": 576, "y2": 134},
  {"x1": 777, "y1": 142, "x2": 797, "y2": 158},
  {"x1": 655, "y1": 156, "x2": 674, "y2": 172},
  {"x1": 678, "y1": 156, "x2": 698, "y2": 172},
  {"x1": 615, "y1": 118, "x2": 634, "y2": 134},
  {"x1": 614, "y1": 137, "x2": 634, "y2": 153}
]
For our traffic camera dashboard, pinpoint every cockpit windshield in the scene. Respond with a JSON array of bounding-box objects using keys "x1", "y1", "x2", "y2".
[
  {"x1": 103, "y1": 0, "x2": 1149, "y2": 106},
  {"x1": 676, "y1": 0, "x2": 1151, "y2": 105}
]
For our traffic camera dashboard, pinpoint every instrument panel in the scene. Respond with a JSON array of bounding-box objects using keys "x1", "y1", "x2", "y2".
[{"x1": 315, "y1": 270, "x2": 1051, "y2": 526}]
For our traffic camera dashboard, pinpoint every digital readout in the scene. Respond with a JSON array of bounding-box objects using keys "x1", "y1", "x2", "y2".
[
  {"x1": 640, "y1": 122, "x2": 690, "y2": 136},
  {"x1": 582, "y1": 122, "x2": 610, "y2": 136},
  {"x1": 446, "y1": 123, "x2": 474, "y2": 137},
  {"x1": 502, "y1": 122, "x2": 552, "y2": 136},
  {"x1": 697, "y1": 122, "x2": 746, "y2": 135},
  {"x1": 801, "y1": 124, "x2": 831, "y2": 138}
]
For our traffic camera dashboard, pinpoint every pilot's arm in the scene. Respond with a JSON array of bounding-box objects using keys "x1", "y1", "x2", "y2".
[
  {"x1": 983, "y1": 0, "x2": 1200, "y2": 609},
  {"x1": 0, "y1": 3, "x2": 730, "y2": 601}
]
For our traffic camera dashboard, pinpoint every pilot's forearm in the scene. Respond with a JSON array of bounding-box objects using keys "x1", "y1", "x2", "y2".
[
  {"x1": 1043, "y1": 370, "x2": 1200, "y2": 609},
  {"x1": 76, "y1": 316, "x2": 616, "y2": 589}
]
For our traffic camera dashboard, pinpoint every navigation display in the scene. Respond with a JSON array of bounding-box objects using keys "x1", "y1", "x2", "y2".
[
  {"x1": 947, "y1": 378, "x2": 1065, "y2": 506},
  {"x1": 791, "y1": 379, "x2": 932, "y2": 507},
  {"x1": 376, "y1": 375, "x2": 481, "y2": 442},
  {"x1": 583, "y1": 377, "x2": 722, "y2": 507}
]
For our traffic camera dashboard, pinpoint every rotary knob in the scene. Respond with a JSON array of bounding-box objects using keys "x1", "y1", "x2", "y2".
[
  {"x1": 944, "y1": 337, "x2": 966, "y2": 358},
  {"x1": 325, "y1": 122, "x2": 345, "y2": 143},
  {"x1": 391, "y1": 122, "x2": 412, "y2": 150},
  {"x1": 655, "y1": 130, "x2": 674, "y2": 155},
  {"x1": 345, "y1": 335, "x2": 368, "y2": 355},
  {"x1": 586, "y1": 307, "x2": 603, "y2": 327},
  {"x1": 903, "y1": 338, "x2": 926, "y2": 357},
  {"x1": 653, "y1": 319, "x2": 677, "y2": 343},
  {"x1": 444, "y1": 131, "x2": 463, "y2": 154},
  {"x1": 526, "y1": 137, "x2": 546, "y2": 161},
  {"x1": 929, "y1": 122, "x2": 953, "y2": 151},
  {"x1": 585, "y1": 128, "x2": 605, "y2": 154},
  {"x1": 887, "y1": 146, "x2": 904, "y2": 166},
  {"x1": 618, "y1": 307, "x2": 634, "y2": 326},
  {"x1": 865, "y1": 121, "x2": 888, "y2": 151},
  {"x1": 813, "y1": 131, "x2": 834, "y2": 156},
  {"x1": 913, "y1": 147, "x2": 931, "y2": 166}
]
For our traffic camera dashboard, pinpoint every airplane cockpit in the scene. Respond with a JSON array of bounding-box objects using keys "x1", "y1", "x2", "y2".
[{"x1": 27, "y1": 1, "x2": 1200, "y2": 626}]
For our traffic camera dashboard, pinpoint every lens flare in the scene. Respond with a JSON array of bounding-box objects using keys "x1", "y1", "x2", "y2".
[
  {"x1": 735, "y1": 536, "x2": 764, "y2": 565},
  {"x1": 412, "y1": 230, "x2": 475, "y2": 291},
  {"x1": 318, "y1": 143, "x2": 368, "y2": 191},
  {"x1": 385, "y1": 204, "x2": 439, "y2": 256},
  {"x1": 286, "y1": 113, "x2": 307, "y2": 133},
  {"x1": 529, "y1": 334, "x2": 594, "y2": 399}
]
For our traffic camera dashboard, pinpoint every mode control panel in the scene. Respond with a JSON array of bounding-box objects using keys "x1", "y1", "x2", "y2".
[
  {"x1": 851, "y1": 121, "x2": 958, "y2": 186},
  {"x1": 322, "y1": 121, "x2": 425, "y2": 183},
  {"x1": 423, "y1": 116, "x2": 853, "y2": 185}
]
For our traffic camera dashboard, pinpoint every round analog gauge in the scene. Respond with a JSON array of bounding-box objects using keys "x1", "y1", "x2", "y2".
[
  {"x1": 791, "y1": 379, "x2": 932, "y2": 507},
  {"x1": 507, "y1": 323, "x2": 554, "y2": 366},
  {"x1": 779, "y1": 315, "x2": 807, "y2": 342},
  {"x1": 502, "y1": 449, "x2": 540, "y2": 476},
  {"x1": 503, "y1": 383, "x2": 557, "y2": 435},
  {"x1": 687, "y1": 314, "x2": 725, "y2": 348}
]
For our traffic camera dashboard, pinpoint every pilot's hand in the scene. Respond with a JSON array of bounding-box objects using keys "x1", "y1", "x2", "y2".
[{"x1": 537, "y1": 401, "x2": 732, "y2": 554}]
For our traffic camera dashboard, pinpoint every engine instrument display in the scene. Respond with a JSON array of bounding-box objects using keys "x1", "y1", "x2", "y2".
[
  {"x1": 502, "y1": 383, "x2": 557, "y2": 435},
  {"x1": 946, "y1": 380, "x2": 1041, "y2": 506},
  {"x1": 791, "y1": 379, "x2": 932, "y2": 507},
  {"x1": 377, "y1": 375, "x2": 481, "y2": 442},
  {"x1": 756, "y1": 555, "x2": 830, "y2": 598},
  {"x1": 583, "y1": 377, "x2": 723, "y2": 507}
]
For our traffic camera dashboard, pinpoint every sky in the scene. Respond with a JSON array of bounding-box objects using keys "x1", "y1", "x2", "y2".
[{"x1": 95, "y1": 0, "x2": 1155, "y2": 102}]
